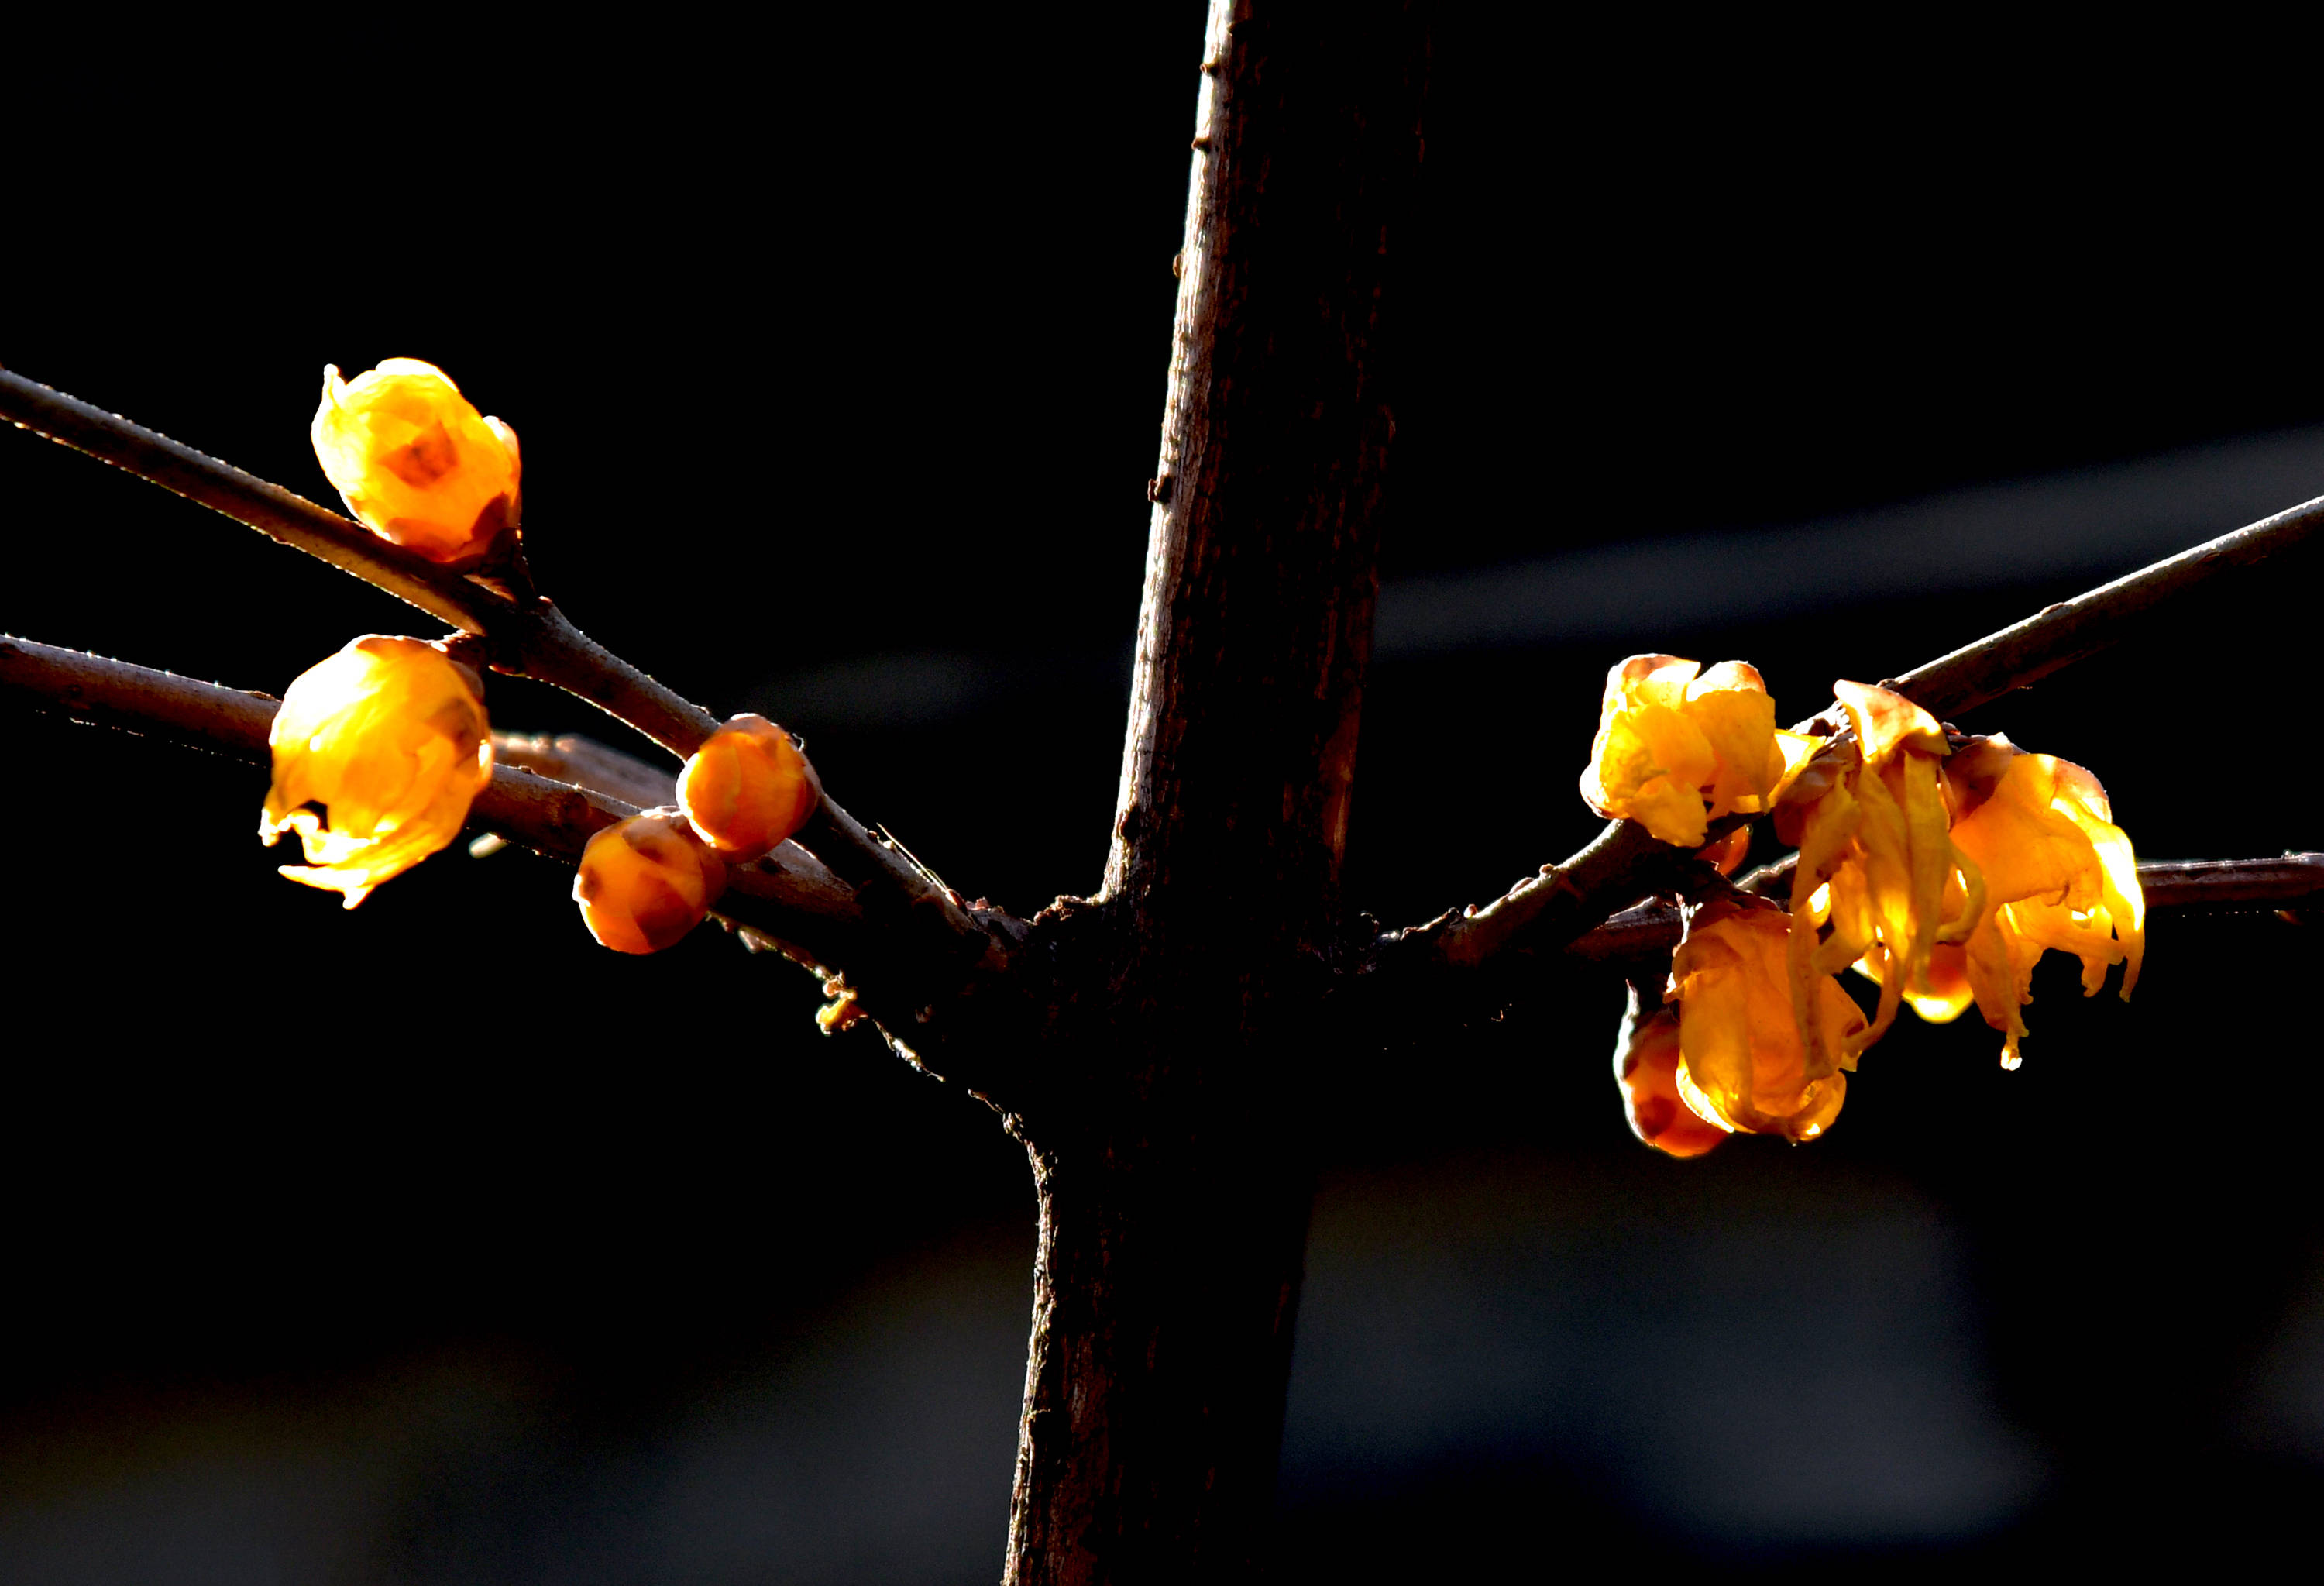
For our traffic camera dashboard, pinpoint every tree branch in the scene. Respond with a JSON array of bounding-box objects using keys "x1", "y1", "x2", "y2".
[
  {"x1": 0, "y1": 367, "x2": 984, "y2": 954},
  {"x1": 1893, "y1": 490, "x2": 2324, "y2": 719}
]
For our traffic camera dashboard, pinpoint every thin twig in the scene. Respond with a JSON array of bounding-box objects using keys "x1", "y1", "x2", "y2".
[
  {"x1": 1893, "y1": 491, "x2": 2324, "y2": 719},
  {"x1": 0, "y1": 367, "x2": 978, "y2": 944}
]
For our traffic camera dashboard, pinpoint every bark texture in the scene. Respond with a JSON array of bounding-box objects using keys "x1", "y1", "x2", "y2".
[{"x1": 1003, "y1": 5, "x2": 1429, "y2": 1581}]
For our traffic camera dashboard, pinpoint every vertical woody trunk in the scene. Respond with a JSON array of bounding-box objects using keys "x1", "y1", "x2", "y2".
[{"x1": 1003, "y1": 5, "x2": 1429, "y2": 1580}]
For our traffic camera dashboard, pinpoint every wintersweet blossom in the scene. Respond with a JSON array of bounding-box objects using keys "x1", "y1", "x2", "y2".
[
  {"x1": 1934, "y1": 734, "x2": 2144, "y2": 1067},
  {"x1": 677, "y1": 714, "x2": 818, "y2": 859},
  {"x1": 1775, "y1": 679, "x2": 1982, "y2": 1072},
  {"x1": 1666, "y1": 896, "x2": 1865, "y2": 1141},
  {"x1": 574, "y1": 810, "x2": 728, "y2": 955},
  {"x1": 1581, "y1": 655, "x2": 1813, "y2": 848},
  {"x1": 1612, "y1": 989, "x2": 1728, "y2": 1158},
  {"x1": 311, "y1": 360, "x2": 521, "y2": 565},
  {"x1": 258, "y1": 636, "x2": 493, "y2": 907}
]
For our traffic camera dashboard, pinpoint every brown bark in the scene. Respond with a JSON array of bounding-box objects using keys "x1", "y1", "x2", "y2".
[{"x1": 1001, "y1": 5, "x2": 1428, "y2": 1580}]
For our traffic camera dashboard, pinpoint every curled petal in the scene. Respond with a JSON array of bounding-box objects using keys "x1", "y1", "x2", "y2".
[
  {"x1": 1786, "y1": 769, "x2": 1862, "y2": 1075},
  {"x1": 1844, "y1": 764, "x2": 1914, "y2": 1057},
  {"x1": 1963, "y1": 907, "x2": 2043, "y2": 1068},
  {"x1": 1834, "y1": 679, "x2": 1948, "y2": 761},
  {"x1": 2045, "y1": 755, "x2": 2144, "y2": 998}
]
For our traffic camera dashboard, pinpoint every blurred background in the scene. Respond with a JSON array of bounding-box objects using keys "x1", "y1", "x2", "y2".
[{"x1": 5, "y1": 9, "x2": 2322, "y2": 1581}]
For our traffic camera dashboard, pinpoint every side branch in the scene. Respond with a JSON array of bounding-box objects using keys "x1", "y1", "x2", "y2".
[
  {"x1": 0, "y1": 369, "x2": 974, "y2": 948},
  {"x1": 1894, "y1": 490, "x2": 2324, "y2": 719}
]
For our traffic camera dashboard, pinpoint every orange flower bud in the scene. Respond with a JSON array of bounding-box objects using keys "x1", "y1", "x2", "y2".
[
  {"x1": 258, "y1": 635, "x2": 493, "y2": 907},
  {"x1": 1581, "y1": 655, "x2": 1792, "y2": 848},
  {"x1": 573, "y1": 810, "x2": 728, "y2": 955},
  {"x1": 311, "y1": 360, "x2": 521, "y2": 565},
  {"x1": 676, "y1": 714, "x2": 818, "y2": 859},
  {"x1": 1613, "y1": 987, "x2": 1728, "y2": 1158}
]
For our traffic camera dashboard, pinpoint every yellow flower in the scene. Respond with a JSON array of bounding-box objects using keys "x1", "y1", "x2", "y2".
[
  {"x1": 573, "y1": 810, "x2": 728, "y2": 955},
  {"x1": 1775, "y1": 679, "x2": 1982, "y2": 1071},
  {"x1": 1581, "y1": 655, "x2": 1812, "y2": 847},
  {"x1": 1938, "y1": 735, "x2": 2144, "y2": 1067},
  {"x1": 259, "y1": 636, "x2": 493, "y2": 907},
  {"x1": 311, "y1": 360, "x2": 521, "y2": 565},
  {"x1": 1666, "y1": 896, "x2": 1865, "y2": 1141},
  {"x1": 676, "y1": 714, "x2": 819, "y2": 859},
  {"x1": 1612, "y1": 989, "x2": 1729, "y2": 1158}
]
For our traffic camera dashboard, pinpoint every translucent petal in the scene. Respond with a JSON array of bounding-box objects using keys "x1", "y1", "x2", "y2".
[
  {"x1": 1690, "y1": 685, "x2": 1780, "y2": 817},
  {"x1": 1613, "y1": 993, "x2": 1728, "y2": 1158},
  {"x1": 1963, "y1": 907, "x2": 2042, "y2": 1067},
  {"x1": 1834, "y1": 679, "x2": 1948, "y2": 760},
  {"x1": 1673, "y1": 901, "x2": 1862, "y2": 1140},
  {"x1": 257, "y1": 637, "x2": 491, "y2": 907},
  {"x1": 2045, "y1": 755, "x2": 2144, "y2": 997},
  {"x1": 1858, "y1": 941, "x2": 1978, "y2": 1024},
  {"x1": 1949, "y1": 751, "x2": 2100, "y2": 910},
  {"x1": 311, "y1": 361, "x2": 521, "y2": 566}
]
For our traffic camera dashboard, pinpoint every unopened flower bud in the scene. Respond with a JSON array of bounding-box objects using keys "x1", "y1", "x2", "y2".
[
  {"x1": 573, "y1": 810, "x2": 728, "y2": 954},
  {"x1": 677, "y1": 714, "x2": 817, "y2": 859},
  {"x1": 311, "y1": 359, "x2": 521, "y2": 565},
  {"x1": 259, "y1": 635, "x2": 493, "y2": 907}
]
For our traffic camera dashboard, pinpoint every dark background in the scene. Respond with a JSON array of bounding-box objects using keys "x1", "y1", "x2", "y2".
[{"x1": 5, "y1": 10, "x2": 2322, "y2": 1581}]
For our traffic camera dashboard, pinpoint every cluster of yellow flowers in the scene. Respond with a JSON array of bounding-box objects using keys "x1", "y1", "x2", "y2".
[
  {"x1": 263, "y1": 361, "x2": 818, "y2": 955},
  {"x1": 1593, "y1": 655, "x2": 2144, "y2": 1156}
]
